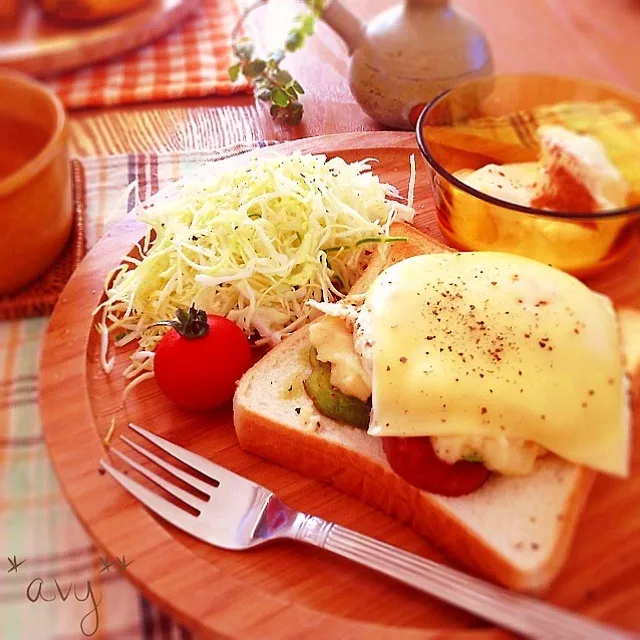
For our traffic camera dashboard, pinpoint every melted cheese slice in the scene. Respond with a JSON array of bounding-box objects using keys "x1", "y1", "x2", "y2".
[{"x1": 366, "y1": 253, "x2": 630, "y2": 476}]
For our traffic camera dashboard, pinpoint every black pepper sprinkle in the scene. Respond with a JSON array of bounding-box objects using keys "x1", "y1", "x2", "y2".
[
  {"x1": 386, "y1": 365, "x2": 391, "y2": 372},
  {"x1": 588, "y1": 389, "x2": 595, "y2": 396},
  {"x1": 531, "y1": 543, "x2": 539, "y2": 551},
  {"x1": 98, "y1": 468, "x2": 106, "y2": 476},
  {"x1": 399, "y1": 357, "x2": 407, "y2": 363},
  {"x1": 295, "y1": 407, "x2": 301, "y2": 414},
  {"x1": 481, "y1": 407, "x2": 487, "y2": 415}
]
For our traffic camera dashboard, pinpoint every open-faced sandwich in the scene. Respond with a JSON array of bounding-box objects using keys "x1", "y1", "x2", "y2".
[{"x1": 234, "y1": 221, "x2": 631, "y2": 593}]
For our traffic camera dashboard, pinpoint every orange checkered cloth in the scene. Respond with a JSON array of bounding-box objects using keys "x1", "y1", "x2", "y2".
[{"x1": 46, "y1": 0, "x2": 249, "y2": 109}]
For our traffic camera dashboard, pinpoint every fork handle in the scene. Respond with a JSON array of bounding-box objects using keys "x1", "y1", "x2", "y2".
[{"x1": 294, "y1": 516, "x2": 634, "y2": 640}]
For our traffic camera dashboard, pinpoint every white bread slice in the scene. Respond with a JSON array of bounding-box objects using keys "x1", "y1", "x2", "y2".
[{"x1": 233, "y1": 222, "x2": 595, "y2": 593}]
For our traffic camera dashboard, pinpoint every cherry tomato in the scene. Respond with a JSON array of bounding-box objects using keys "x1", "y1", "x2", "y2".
[
  {"x1": 153, "y1": 306, "x2": 252, "y2": 411},
  {"x1": 382, "y1": 436, "x2": 490, "y2": 497}
]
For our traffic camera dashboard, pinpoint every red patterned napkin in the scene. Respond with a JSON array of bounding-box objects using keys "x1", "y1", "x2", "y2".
[{"x1": 46, "y1": 0, "x2": 249, "y2": 109}]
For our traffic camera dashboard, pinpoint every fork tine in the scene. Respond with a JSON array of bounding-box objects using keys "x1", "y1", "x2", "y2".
[
  {"x1": 121, "y1": 435, "x2": 213, "y2": 497},
  {"x1": 128, "y1": 423, "x2": 251, "y2": 487},
  {"x1": 110, "y1": 447, "x2": 205, "y2": 511},
  {"x1": 100, "y1": 460, "x2": 199, "y2": 536}
]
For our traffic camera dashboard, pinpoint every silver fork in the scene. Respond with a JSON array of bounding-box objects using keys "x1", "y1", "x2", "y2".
[{"x1": 101, "y1": 423, "x2": 635, "y2": 640}]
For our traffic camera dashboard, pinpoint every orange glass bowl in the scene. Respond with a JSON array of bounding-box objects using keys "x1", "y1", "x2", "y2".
[
  {"x1": 415, "y1": 73, "x2": 640, "y2": 275},
  {"x1": 0, "y1": 70, "x2": 71, "y2": 295}
]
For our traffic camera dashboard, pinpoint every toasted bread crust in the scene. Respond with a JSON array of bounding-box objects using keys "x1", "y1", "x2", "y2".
[
  {"x1": 233, "y1": 221, "x2": 596, "y2": 593},
  {"x1": 234, "y1": 326, "x2": 595, "y2": 593}
]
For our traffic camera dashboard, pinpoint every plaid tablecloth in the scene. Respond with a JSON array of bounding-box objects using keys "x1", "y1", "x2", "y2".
[
  {"x1": 46, "y1": 0, "x2": 249, "y2": 109},
  {"x1": 0, "y1": 142, "x2": 268, "y2": 640}
]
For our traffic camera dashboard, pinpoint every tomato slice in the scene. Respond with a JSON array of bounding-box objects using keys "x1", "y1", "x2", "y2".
[{"x1": 382, "y1": 436, "x2": 490, "y2": 497}]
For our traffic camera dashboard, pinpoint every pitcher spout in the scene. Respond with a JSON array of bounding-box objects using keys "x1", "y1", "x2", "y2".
[{"x1": 321, "y1": 0, "x2": 365, "y2": 54}]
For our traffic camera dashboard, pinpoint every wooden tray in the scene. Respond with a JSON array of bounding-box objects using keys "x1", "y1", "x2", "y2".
[
  {"x1": 39, "y1": 132, "x2": 640, "y2": 639},
  {"x1": 0, "y1": 0, "x2": 199, "y2": 77}
]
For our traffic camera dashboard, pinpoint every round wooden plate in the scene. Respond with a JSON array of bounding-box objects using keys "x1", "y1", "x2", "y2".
[
  {"x1": 0, "y1": 0, "x2": 199, "y2": 77},
  {"x1": 39, "y1": 132, "x2": 640, "y2": 639}
]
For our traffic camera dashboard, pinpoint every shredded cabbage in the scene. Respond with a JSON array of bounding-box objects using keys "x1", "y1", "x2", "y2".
[{"x1": 96, "y1": 152, "x2": 415, "y2": 380}]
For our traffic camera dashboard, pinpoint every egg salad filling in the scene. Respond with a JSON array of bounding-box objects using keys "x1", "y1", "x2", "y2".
[{"x1": 308, "y1": 252, "x2": 630, "y2": 478}]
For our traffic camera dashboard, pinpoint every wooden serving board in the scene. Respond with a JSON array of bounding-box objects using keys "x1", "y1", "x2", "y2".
[
  {"x1": 0, "y1": 0, "x2": 198, "y2": 77},
  {"x1": 39, "y1": 132, "x2": 640, "y2": 639}
]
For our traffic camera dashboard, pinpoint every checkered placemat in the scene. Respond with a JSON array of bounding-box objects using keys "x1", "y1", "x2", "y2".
[
  {"x1": 0, "y1": 142, "x2": 269, "y2": 640},
  {"x1": 46, "y1": 0, "x2": 249, "y2": 109}
]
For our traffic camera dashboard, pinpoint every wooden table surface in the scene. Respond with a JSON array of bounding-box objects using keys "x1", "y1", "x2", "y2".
[{"x1": 68, "y1": 0, "x2": 640, "y2": 156}]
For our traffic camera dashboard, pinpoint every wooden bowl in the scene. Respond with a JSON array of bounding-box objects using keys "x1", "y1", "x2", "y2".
[{"x1": 0, "y1": 70, "x2": 71, "y2": 295}]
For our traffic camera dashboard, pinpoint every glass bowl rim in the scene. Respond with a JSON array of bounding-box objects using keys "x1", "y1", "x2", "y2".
[{"x1": 414, "y1": 77, "x2": 640, "y2": 220}]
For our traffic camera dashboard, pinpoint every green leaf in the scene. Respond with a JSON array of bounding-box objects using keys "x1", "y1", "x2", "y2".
[
  {"x1": 286, "y1": 86, "x2": 298, "y2": 100},
  {"x1": 243, "y1": 59, "x2": 267, "y2": 78},
  {"x1": 301, "y1": 14, "x2": 315, "y2": 35},
  {"x1": 272, "y1": 69, "x2": 292, "y2": 85},
  {"x1": 228, "y1": 63, "x2": 241, "y2": 82},
  {"x1": 269, "y1": 48, "x2": 285, "y2": 64},
  {"x1": 256, "y1": 88, "x2": 272, "y2": 102},
  {"x1": 306, "y1": 0, "x2": 325, "y2": 16},
  {"x1": 293, "y1": 80, "x2": 305, "y2": 94},
  {"x1": 271, "y1": 87, "x2": 290, "y2": 107},
  {"x1": 285, "y1": 31, "x2": 303, "y2": 52},
  {"x1": 287, "y1": 101, "x2": 304, "y2": 125},
  {"x1": 235, "y1": 39, "x2": 254, "y2": 61},
  {"x1": 462, "y1": 454, "x2": 484, "y2": 463}
]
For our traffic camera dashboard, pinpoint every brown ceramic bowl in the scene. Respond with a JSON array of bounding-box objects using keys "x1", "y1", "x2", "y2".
[{"x1": 0, "y1": 70, "x2": 71, "y2": 295}]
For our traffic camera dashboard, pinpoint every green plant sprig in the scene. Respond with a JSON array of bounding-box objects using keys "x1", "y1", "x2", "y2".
[{"x1": 230, "y1": 0, "x2": 324, "y2": 124}]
